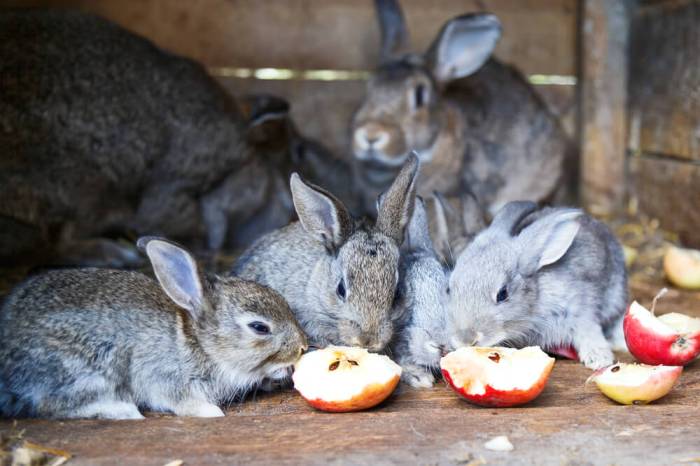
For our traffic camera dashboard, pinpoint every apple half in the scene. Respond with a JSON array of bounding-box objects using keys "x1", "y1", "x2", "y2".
[
  {"x1": 440, "y1": 346, "x2": 555, "y2": 407},
  {"x1": 624, "y1": 298, "x2": 700, "y2": 366},
  {"x1": 292, "y1": 346, "x2": 401, "y2": 412},
  {"x1": 588, "y1": 363, "x2": 682, "y2": 405},
  {"x1": 664, "y1": 245, "x2": 700, "y2": 290}
]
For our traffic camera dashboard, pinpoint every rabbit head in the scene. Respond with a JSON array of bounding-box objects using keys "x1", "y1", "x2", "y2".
[
  {"x1": 397, "y1": 196, "x2": 449, "y2": 367},
  {"x1": 139, "y1": 237, "x2": 307, "y2": 382},
  {"x1": 290, "y1": 154, "x2": 419, "y2": 351},
  {"x1": 352, "y1": 0, "x2": 501, "y2": 166},
  {"x1": 446, "y1": 202, "x2": 582, "y2": 350}
]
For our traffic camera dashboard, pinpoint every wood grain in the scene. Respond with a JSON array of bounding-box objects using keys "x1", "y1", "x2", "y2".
[
  {"x1": 628, "y1": 1, "x2": 700, "y2": 160},
  {"x1": 579, "y1": 0, "x2": 630, "y2": 217},
  {"x1": 628, "y1": 155, "x2": 700, "y2": 249},
  {"x1": 4, "y1": 0, "x2": 577, "y2": 76}
]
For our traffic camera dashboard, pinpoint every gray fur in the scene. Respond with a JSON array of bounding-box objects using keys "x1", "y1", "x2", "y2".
[
  {"x1": 234, "y1": 155, "x2": 420, "y2": 351},
  {"x1": 352, "y1": 2, "x2": 572, "y2": 217},
  {"x1": 0, "y1": 238, "x2": 307, "y2": 419},
  {"x1": 446, "y1": 204, "x2": 628, "y2": 369},
  {"x1": 392, "y1": 198, "x2": 449, "y2": 388},
  {"x1": 0, "y1": 10, "x2": 335, "y2": 266}
]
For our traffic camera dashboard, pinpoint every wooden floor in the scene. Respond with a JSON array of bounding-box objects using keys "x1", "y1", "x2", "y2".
[{"x1": 1, "y1": 281, "x2": 699, "y2": 466}]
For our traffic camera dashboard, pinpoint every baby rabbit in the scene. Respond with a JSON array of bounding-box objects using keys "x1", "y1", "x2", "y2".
[
  {"x1": 446, "y1": 202, "x2": 627, "y2": 369},
  {"x1": 392, "y1": 198, "x2": 450, "y2": 388},
  {"x1": 351, "y1": 0, "x2": 571, "y2": 216},
  {"x1": 0, "y1": 238, "x2": 307, "y2": 420},
  {"x1": 234, "y1": 155, "x2": 420, "y2": 351}
]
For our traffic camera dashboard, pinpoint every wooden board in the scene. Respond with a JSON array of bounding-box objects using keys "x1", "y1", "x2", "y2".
[
  {"x1": 628, "y1": 1, "x2": 700, "y2": 160},
  {"x1": 5, "y1": 0, "x2": 578, "y2": 77},
  {"x1": 628, "y1": 155, "x2": 700, "y2": 249},
  {"x1": 1, "y1": 282, "x2": 699, "y2": 466}
]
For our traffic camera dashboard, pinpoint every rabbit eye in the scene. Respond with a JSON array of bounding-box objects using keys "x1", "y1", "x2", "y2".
[
  {"x1": 496, "y1": 286, "x2": 508, "y2": 303},
  {"x1": 336, "y1": 279, "x2": 347, "y2": 301},
  {"x1": 413, "y1": 84, "x2": 426, "y2": 109},
  {"x1": 248, "y1": 321, "x2": 271, "y2": 335}
]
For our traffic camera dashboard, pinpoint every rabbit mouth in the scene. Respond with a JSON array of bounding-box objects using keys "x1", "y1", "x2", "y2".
[{"x1": 267, "y1": 364, "x2": 294, "y2": 381}]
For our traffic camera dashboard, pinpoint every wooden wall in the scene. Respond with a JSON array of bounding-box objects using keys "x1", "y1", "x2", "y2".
[
  {"x1": 5, "y1": 0, "x2": 579, "y2": 156},
  {"x1": 627, "y1": 0, "x2": 700, "y2": 247}
]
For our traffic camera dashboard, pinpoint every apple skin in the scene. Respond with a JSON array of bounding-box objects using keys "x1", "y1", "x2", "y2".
[
  {"x1": 300, "y1": 375, "x2": 400, "y2": 412},
  {"x1": 664, "y1": 246, "x2": 700, "y2": 290},
  {"x1": 441, "y1": 358, "x2": 554, "y2": 408},
  {"x1": 623, "y1": 303, "x2": 700, "y2": 366},
  {"x1": 591, "y1": 364, "x2": 682, "y2": 405}
]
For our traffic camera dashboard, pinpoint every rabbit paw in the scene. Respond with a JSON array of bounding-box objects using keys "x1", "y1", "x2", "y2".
[
  {"x1": 578, "y1": 345, "x2": 614, "y2": 370},
  {"x1": 76, "y1": 400, "x2": 144, "y2": 420},
  {"x1": 401, "y1": 364, "x2": 435, "y2": 388},
  {"x1": 174, "y1": 400, "x2": 225, "y2": 418}
]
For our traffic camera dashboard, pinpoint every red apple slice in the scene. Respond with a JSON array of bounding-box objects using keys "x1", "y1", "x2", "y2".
[
  {"x1": 440, "y1": 346, "x2": 555, "y2": 407},
  {"x1": 292, "y1": 346, "x2": 401, "y2": 412},
  {"x1": 588, "y1": 363, "x2": 682, "y2": 405},
  {"x1": 624, "y1": 290, "x2": 700, "y2": 366},
  {"x1": 664, "y1": 245, "x2": 700, "y2": 290}
]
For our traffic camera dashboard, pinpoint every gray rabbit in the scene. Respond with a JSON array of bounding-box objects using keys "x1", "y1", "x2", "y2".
[
  {"x1": 446, "y1": 202, "x2": 627, "y2": 369},
  {"x1": 234, "y1": 155, "x2": 420, "y2": 351},
  {"x1": 0, "y1": 237, "x2": 307, "y2": 419},
  {"x1": 351, "y1": 0, "x2": 572, "y2": 216},
  {"x1": 0, "y1": 10, "x2": 334, "y2": 266},
  {"x1": 392, "y1": 197, "x2": 450, "y2": 388}
]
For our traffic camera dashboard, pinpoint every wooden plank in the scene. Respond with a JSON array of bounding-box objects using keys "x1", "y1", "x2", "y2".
[
  {"x1": 579, "y1": 0, "x2": 630, "y2": 216},
  {"x1": 628, "y1": 155, "x2": 700, "y2": 249},
  {"x1": 5, "y1": 0, "x2": 577, "y2": 76},
  {"x1": 628, "y1": 1, "x2": 700, "y2": 160},
  {"x1": 1, "y1": 355, "x2": 699, "y2": 465}
]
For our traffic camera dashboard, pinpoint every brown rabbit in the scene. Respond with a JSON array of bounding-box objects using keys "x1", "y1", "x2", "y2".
[{"x1": 351, "y1": 0, "x2": 573, "y2": 216}]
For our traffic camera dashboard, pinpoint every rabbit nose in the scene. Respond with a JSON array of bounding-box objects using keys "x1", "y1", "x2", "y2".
[
  {"x1": 355, "y1": 126, "x2": 389, "y2": 151},
  {"x1": 452, "y1": 329, "x2": 482, "y2": 349}
]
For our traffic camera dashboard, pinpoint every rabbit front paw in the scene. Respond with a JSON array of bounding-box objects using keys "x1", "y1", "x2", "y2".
[
  {"x1": 401, "y1": 364, "x2": 436, "y2": 388},
  {"x1": 174, "y1": 399, "x2": 225, "y2": 418},
  {"x1": 578, "y1": 345, "x2": 614, "y2": 370}
]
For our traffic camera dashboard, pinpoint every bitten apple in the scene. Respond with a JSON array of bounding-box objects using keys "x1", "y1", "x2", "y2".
[
  {"x1": 292, "y1": 346, "x2": 401, "y2": 412},
  {"x1": 588, "y1": 363, "x2": 682, "y2": 405},
  {"x1": 440, "y1": 346, "x2": 555, "y2": 407},
  {"x1": 664, "y1": 245, "x2": 700, "y2": 290},
  {"x1": 624, "y1": 296, "x2": 700, "y2": 366}
]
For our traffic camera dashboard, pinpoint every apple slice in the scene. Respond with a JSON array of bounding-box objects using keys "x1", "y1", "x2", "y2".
[
  {"x1": 664, "y1": 245, "x2": 700, "y2": 290},
  {"x1": 292, "y1": 346, "x2": 401, "y2": 412},
  {"x1": 624, "y1": 289, "x2": 700, "y2": 366},
  {"x1": 440, "y1": 346, "x2": 555, "y2": 407},
  {"x1": 588, "y1": 363, "x2": 682, "y2": 405}
]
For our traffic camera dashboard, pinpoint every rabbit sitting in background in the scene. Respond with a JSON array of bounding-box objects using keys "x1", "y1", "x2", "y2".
[
  {"x1": 391, "y1": 197, "x2": 450, "y2": 388},
  {"x1": 234, "y1": 155, "x2": 420, "y2": 352},
  {"x1": 446, "y1": 202, "x2": 627, "y2": 369},
  {"x1": 0, "y1": 238, "x2": 307, "y2": 420}
]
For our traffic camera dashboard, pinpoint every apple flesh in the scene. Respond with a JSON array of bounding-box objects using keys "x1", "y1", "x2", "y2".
[
  {"x1": 292, "y1": 346, "x2": 401, "y2": 412},
  {"x1": 624, "y1": 300, "x2": 700, "y2": 366},
  {"x1": 664, "y1": 245, "x2": 700, "y2": 290},
  {"x1": 588, "y1": 363, "x2": 682, "y2": 405},
  {"x1": 440, "y1": 346, "x2": 555, "y2": 407}
]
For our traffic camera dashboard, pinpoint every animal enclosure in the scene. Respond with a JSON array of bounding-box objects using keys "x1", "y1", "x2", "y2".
[{"x1": 1, "y1": 0, "x2": 700, "y2": 465}]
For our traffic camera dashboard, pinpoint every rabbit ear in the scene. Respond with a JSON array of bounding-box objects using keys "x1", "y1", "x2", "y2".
[
  {"x1": 460, "y1": 191, "x2": 487, "y2": 237},
  {"x1": 426, "y1": 13, "x2": 501, "y2": 84},
  {"x1": 429, "y1": 192, "x2": 453, "y2": 259},
  {"x1": 490, "y1": 201, "x2": 538, "y2": 236},
  {"x1": 375, "y1": 0, "x2": 410, "y2": 62},
  {"x1": 240, "y1": 94, "x2": 291, "y2": 144},
  {"x1": 376, "y1": 153, "x2": 420, "y2": 244},
  {"x1": 139, "y1": 237, "x2": 205, "y2": 319},
  {"x1": 290, "y1": 173, "x2": 352, "y2": 250},
  {"x1": 517, "y1": 210, "x2": 582, "y2": 274},
  {"x1": 405, "y1": 196, "x2": 433, "y2": 252}
]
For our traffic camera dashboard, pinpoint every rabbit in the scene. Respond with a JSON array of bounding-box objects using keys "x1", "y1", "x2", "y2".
[
  {"x1": 234, "y1": 154, "x2": 420, "y2": 352},
  {"x1": 445, "y1": 201, "x2": 628, "y2": 370},
  {"x1": 350, "y1": 0, "x2": 573, "y2": 217},
  {"x1": 0, "y1": 237, "x2": 307, "y2": 420},
  {"x1": 391, "y1": 197, "x2": 450, "y2": 388},
  {"x1": 0, "y1": 10, "x2": 335, "y2": 267}
]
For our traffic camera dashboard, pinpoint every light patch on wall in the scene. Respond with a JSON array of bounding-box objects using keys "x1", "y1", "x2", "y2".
[{"x1": 209, "y1": 67, "x2": 576, "y2": 86}]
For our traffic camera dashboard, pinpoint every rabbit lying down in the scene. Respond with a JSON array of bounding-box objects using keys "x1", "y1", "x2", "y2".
[{"x1": 0, "y1": 238, "x2": 307, "y2": 420}]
